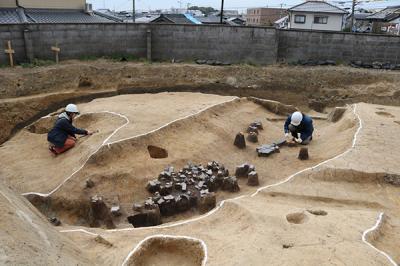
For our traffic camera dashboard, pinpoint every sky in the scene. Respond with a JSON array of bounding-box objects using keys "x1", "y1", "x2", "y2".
[{"x1": 87, "y1": 0, "x2": 400, "y2": 12}]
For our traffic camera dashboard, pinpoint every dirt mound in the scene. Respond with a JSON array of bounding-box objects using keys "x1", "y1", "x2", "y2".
[
  {"x1": 0, "y1": 180, "x2": 91, "y2": 265},
  {"x1": 10, "y1": 95, "x2": 357, "y2": 229},
  {"x1": 125, "y1": 236, "x2": 206, "y2": 266}
]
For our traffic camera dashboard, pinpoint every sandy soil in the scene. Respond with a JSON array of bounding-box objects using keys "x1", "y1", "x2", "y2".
[{"x1": 0, "y1": 91, "x2": 399, "y2": 265}]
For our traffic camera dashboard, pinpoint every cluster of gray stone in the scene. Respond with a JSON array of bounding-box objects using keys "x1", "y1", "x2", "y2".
[
  {"x1": 128, "y1": 161, "x2": 245, "y2": 228},
  {"x1": 234, "y1": 120, "x2": 264, "y2": 149},
  {"x1": 195, "y1": 59, "x2": 232, "y2": 66},
  {"x1": 292, "y1": 59, "x2": 337, "y2": 66},
  {"x1": 350, "y1": 61, "x2": 400, "y2": 70}
]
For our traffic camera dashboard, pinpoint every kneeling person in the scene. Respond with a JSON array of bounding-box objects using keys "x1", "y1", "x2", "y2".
[
  {"x1": 48, "y1": 104, "x2": 92, "y2": 155},
  {"x1": 284, "y1": 111, "x2": 314, "y2": 145}
]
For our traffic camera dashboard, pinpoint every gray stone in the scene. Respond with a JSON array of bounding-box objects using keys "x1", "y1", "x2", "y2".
[
  {"x1": 247, "y1": 171, "x2": 259, "y2": 186},
  {"x1": 146, "y1": 180, "x2": 161, "y2": 193},
  {"x1": 159, "y1": 183, "x2": 173, "y2": 196},
  {"x1": 197, "y1": 193, "x2": 216, "y2": 213},
  {"x1": 111, "y1": 206, "x2": 121, "y2": 217},
  {"x1": 298, "y1": 147, "x2": 309, "y2": 160},
  {"x1": 222, "y1": 176, "x2": 240, "y2": 192},
  {"x1": 257, "y1": 144, "x2": 279, "y2": 157},
  {"x1": 89, "y1": 195, "x2": 115, "y2": 229},
  {"x1": 85, "y1": 179, "x2": 95, "y2": 189},
  {"x1": 247, "y1": 125, "x2": 259, "y2": 134},
  {"x1": 247, "y1": 132, "x2": 258, "y2": 143},
  {"x1": 175, "y1": 194, "x2": 191, "y2": 212},
  {"x1": 250, "y1": 121, "x2": 263, "y2": 130},
  {"x1": 127, "y1": 206, "x2": 162, "y2": 228},
  {"x1": 49, "y1": 217, "x2": 61, "y2": 226},
  {"x1": 235, "y1": 163, "x2": 251, "y2": 178},
  {"x1": 234, "y1": 132, "x2": 246, "y2": 149}
]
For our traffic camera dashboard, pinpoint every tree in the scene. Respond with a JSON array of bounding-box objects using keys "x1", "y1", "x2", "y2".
[{"x1": 188, "y1": 6, "x2": 217, "y2": 16}]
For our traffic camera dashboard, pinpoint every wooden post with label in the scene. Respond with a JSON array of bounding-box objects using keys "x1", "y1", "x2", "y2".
[
  {"x1": 51, "y1": 43, "x2": 60, "y2": 64},
  {"x1": 4, "y1": 40, "x2": 15, "y2": 67}
]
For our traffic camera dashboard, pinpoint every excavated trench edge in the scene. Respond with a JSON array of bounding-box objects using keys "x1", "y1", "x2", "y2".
[
  {"x1": 121, "y1": 235, "x2": 208, "y2": 266},
  {"x1": 58, "y1": 103, "x2": 397, "y2": 266}
]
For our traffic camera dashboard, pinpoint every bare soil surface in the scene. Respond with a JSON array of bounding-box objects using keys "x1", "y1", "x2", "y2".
[
  {"x1": 0, "y1": 62, "x2": 399, "y2": 265},
  {"x1": 1, "y1": 61, "x2": 400, "y2": 144}
]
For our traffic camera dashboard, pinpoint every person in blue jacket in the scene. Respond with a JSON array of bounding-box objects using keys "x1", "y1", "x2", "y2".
[
  {"x1": 48, "y1": 104, "x2": 92, "y2": 155},
  {"x1": 284, "y1": 111, "x2": 314, "y2": 145}
]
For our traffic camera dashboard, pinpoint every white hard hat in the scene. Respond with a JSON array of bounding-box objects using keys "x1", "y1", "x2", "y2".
[
  {"x1": 291, "y1": 111, "x2": 303, "y2": 126},
  {"x1": 65, "y1": 104, "x2": 80, "y2": 114}
]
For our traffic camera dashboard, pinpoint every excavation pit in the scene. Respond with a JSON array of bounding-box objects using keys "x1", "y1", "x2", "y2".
[{"x1": 125, "y1": 236, "x2": 206, "y2": 266}]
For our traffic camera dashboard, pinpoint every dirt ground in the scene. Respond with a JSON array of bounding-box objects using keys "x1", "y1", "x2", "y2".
[
  {"x1": 1, "y1": 60, "x2": 400, "y2": 144},
  {"x1": 0, "y1": 62, "x2": 399, "y2": 266}
]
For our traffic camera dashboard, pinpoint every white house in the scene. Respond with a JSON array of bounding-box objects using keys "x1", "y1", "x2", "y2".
[{"x1": 287, "y1": 1, "x2": 348, "y2": 31}]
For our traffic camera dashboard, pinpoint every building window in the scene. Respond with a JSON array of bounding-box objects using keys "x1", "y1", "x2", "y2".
[
  {"x1": 314, "y1": 16, "x2": 328, "y2": 24},
  {"x1": 294, "y1": 15, "x2": 306, "y2": 24}
]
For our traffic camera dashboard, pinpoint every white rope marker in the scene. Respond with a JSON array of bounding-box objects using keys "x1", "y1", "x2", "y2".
[{"x1": 26, "y1": 102, "x2": 394, "y2": 265}]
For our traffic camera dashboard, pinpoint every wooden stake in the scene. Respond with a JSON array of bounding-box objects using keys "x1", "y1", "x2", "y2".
[
  {"x1": 51, "y1": 43, "x2": 61, "y2": 64},
  {"x1": 4, "y1": 40, "x2": 15, "y2": 67}
]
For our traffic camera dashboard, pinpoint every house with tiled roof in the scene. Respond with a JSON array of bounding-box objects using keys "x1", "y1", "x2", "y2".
[
  {"x1": 150, "y1": 14, "x2": 202, "y2": 24},
  {"x1": 0, "y1": 0, "x2": 122, "y2": 24},
  {"x1": 287, "y1": 1, "x2": 348, "y2": 31},
  {"x1": 366, "y1": 6, "x2": 400, "y2": 35}
]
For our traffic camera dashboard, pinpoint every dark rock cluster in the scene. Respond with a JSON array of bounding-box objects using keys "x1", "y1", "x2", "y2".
[
  {"x1": 195, "y1": 59, "x2": 231, "y2": 66},
  {"x1": 292, "y1": 59, "x2": 336, "y2": 67},
  {"x1": 128, "y1": 161, "x2": 242, "y2": 228},
  {"x1": 235, "y1": 121, "x2": 263, "y2": 148},
  {"x1": 350, "y1": 61, "x2": 400, "y2": 70},
  {"x1": 88, "y1": 195, "x2": 116, "y2": 229},
  {"x1": 256, "y1": 139, "x2": 287, "y2": 157},
  {"x1": 235, "y1": 163, "x2": 259, "y2": 186}
]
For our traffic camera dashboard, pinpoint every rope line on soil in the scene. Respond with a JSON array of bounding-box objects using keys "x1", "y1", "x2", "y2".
[
  {"x1": 362, "y1": 212, "x2": 398, "y2": 266},
  {"x1": 22, "y1": 98, "x2": 240, "y2": 198},
  {"x1": 22, "y1": 111, "x2": 130, "y2": 197},
  {"x1": 60, "y1": 103, "x2": 397, "y2": 265},
  {"x1": 120, "y1": 235, "x2": 208, "y2": 266}
]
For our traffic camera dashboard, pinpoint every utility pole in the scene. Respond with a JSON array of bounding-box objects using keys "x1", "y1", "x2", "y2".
[
  {"x1": 350, "y1": 0, "x2": 356, "y2": 31},
  {"x1": 220, "y1": 0, "x2": 224, "y2": 24},
  {"x1": 132, "y1": 0, "x2": 135, "y2": 22}
]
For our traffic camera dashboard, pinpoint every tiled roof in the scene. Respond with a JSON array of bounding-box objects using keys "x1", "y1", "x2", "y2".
[
  {"x1": 25, "y1": 9, "x2": 114, "y2": 23},
  {"x1": 151, "y1": 14, "x2": 196, "y2": 24},
  {"x1": 366, "y1": 6, "x2": 400, "y2": 21},
  {"x1": 288, "y1": 1, "x2": 348, "y2": 14},
  {"x1": 196, "y1": 15, "x2": 220, "y2": 23},
  {"x1": 0, "y1": 8, "x2": 120, "y2": 24},
  {"x1": 0, "y1": 8, "x2": 22, "y2": 24}
]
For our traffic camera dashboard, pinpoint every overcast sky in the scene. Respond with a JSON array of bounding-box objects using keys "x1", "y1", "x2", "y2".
[{"x1": 87, "y1": 0, "x2": 399, "y2": 12}]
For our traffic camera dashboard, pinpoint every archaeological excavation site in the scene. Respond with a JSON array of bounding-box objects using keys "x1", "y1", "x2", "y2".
[{"x1": 0, "y1": 61, "x2": 400, "y2": 266}]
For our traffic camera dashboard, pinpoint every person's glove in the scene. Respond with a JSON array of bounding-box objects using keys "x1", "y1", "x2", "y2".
[{"x1": 294, "y1": 138, "x2": 303, "y2": 143}]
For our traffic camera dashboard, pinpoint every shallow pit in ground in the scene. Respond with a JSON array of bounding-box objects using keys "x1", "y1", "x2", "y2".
[
  {"x1": 125, "y1": 236, "x2": 206, "y2": 266},
  {"x1": 0, "y1": 93, "x2": 357, "y2": 229}
]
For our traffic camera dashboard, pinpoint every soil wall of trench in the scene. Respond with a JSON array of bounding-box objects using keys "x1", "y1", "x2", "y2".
[{"x1": 1, "y1": 62, "x2": 400, "y2": 144}]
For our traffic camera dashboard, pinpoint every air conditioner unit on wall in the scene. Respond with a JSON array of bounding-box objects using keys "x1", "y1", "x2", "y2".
[{"x1": 85, "y1": 3, "x2": 93, "y2": 14}]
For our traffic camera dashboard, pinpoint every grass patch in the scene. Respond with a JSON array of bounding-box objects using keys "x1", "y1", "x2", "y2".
[{"x1": 20, "y1": 58, "x2": 55, "y2": 68}]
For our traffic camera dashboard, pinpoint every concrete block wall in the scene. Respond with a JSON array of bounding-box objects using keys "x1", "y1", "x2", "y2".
[
  {"x1": 149, "y1": 24, "x2": 278, "y2": 64},
  {"x1": 0, "y1": 23, "x2": 400, "y2": 66},
  {"x1": 25, "y1": 23, "x2": 148, "y2": 61},
  {"x1": 278, "y1": 29, "x2": 400, "y2": 63},
  {"x1": 0, "y1": 24, "x2": 26, "y2": 64}
]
